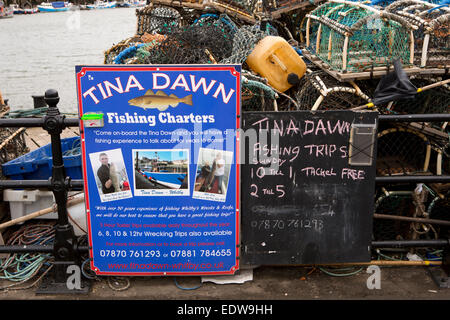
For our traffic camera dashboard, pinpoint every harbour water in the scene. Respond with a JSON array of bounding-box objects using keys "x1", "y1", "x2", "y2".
[{"x1": 0, "y1": 8, "x2": 136, "y2": 114}]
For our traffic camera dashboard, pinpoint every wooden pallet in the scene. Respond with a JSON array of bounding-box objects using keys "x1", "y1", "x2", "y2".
[
  {"x1": 25, "y1": 127, "x2": 79, "y2": 152},
  {"x1": 302, "y1": 49, "x2": 448, "y2": 82},
  {"x1": 149, "y1": 0, "x2": 257, "y2": 23},
  {"x1": 207, "y1": 1, "x2": 257, "y2": 24},
  {"x1": 150, "y1": 0, "x2": 205, "y2": 10},
  {"x1": 269, "y1": 0, "x2": 320, "y2": 19}
]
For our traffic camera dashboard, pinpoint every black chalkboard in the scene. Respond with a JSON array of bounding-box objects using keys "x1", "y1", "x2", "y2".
[{"x1": 241, "y1": 110, "x2": 378, "y2": 265}]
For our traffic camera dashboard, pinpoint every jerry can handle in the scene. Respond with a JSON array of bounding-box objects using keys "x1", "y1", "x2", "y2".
[{"x1": 269, "y1": 54, "x2": 287, "y2": 72}]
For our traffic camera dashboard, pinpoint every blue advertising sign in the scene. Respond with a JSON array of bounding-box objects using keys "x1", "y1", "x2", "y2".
[{"x1": 76, "y1": 65, "x2": 241, "y2": 275}]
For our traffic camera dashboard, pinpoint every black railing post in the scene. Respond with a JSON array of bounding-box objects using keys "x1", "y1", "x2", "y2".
[{"x1": 36, "y1": 89, "x2": 89, "y2": 294}]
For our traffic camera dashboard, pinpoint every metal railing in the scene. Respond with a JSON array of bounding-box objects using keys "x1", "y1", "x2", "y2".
[{"x1": 0, "y1": 90, "x2": 448, "y2": 293}]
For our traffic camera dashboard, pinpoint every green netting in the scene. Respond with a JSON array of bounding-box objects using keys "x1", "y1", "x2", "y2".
[
  {"x1": 372, "y1": 184, "x2": 444, "y2": 241},
  {"x1": 306, "y1": 1, "x2": 414, "y2": 73},
  {"x1": 348, "y1": 19, "x2": 411, "y2": 71},
  {"x1": 242, "y1": 76, "x2": 278, "y2": 111}
]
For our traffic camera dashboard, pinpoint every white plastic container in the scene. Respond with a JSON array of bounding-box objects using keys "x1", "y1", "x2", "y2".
[{"x1": 3, "y1": 189, "x2": 87, "y2": 236}]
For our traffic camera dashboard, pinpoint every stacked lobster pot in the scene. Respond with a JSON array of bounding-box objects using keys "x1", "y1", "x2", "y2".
[
  {"x1": 293, "y1": 69, "x2": 372, "y2": 110},
  {"x1": 302, "y1": 0, "x2": 418, "y2": 79},
  {"x1": 102, "y1": 0, "x2": 450, "y2": 243},
  {"x1": 385, "y1": 0, "x2": 450, "y2": 71},
  {"x1": 294, "y1": 0, "x2": 450, "y2": 243}
]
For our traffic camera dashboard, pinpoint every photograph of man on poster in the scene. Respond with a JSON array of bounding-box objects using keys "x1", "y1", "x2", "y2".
[
  {"x1": 97, "y1": 152, "x2": 118, "y2": 194},
  {"x1": 89, "y1": 148, "x2": 133, "y2": 202}
]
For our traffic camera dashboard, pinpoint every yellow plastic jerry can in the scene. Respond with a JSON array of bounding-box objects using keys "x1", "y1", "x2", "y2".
[{"x1": 246, "y1": 36, "x2": 306, "y2": 92}]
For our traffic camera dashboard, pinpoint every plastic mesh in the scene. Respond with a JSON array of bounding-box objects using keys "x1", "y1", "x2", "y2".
[
  {"x1": 241, "y1": 70, "x2": 279, "y2": 111},
  {"x1": 373, "y1": 189, "x2": 415, "y2": 241},
  {"x1": 221, "y1": 23, "x2": 278, "y2": 64},
  {"x1": 388, "y1": 77, "x2": 450, "y2": 122},
  {"x1": 376, "y1": 127, "x2": 430, "y2": 176},
  {"x1": 305, "y1": 1, "x2": 413, "y2": 73}
]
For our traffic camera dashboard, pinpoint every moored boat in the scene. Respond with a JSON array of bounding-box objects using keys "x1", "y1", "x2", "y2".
[
  {"x1": 86, "y1": 0, "x2": 117, "y2": 9},
  {"x1": 37, "y1": 1, "x2": 72, "y2": 12},
  {"x1": 9, "y1": 2, "x2": 39, "y2": 14},
  {"x1": 142, "y1": 171, "x2": 187, "y2": 189},
  {"x1": 119, "y1": 0, "x2": 146, "y2": 7},
  {"x1": 24, "y1": 7, "x2": 39, "y2": 14},
  {"x1": 9, "y1": 4, "x2": 24, "y2": 14},
  {"x1": 138, "y1": 159, "x2": 188, "y2": 189}
]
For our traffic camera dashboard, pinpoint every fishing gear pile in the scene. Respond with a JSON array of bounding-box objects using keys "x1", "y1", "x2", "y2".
[
  {"x1": 0, "y1": 104, "x2": 29, "y2": 177},
  {"x1": 101, "y1": 0, "x2": 450, "y2": 245},
  {"x1": 0, "y1": 222, "x2": 55, "y2": 291}
]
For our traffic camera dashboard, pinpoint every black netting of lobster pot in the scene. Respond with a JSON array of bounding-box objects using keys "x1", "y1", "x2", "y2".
[
  {"x1": 372, "y1": 189, "x2": 415, "y2": 241},
  {"x1": 139, "y1": 19, "x2": 236, "y2": 64},
  {"x1": 0, "y1": 127, "x2": 29, "y2": 179},
  {"x1": 389, "y1": 78, "x2": 450, "y2": 130},
  {"x1": 443, "y1": 147, "x2": 450, "y2": 175},
  {"x1": 376, "y1": 127, "x2": 430, "y2": 176},
  {"x1": 385, "y1": 0, "x2": 450, "y2": 69},
  {"x1": 221, "y1": 23, "x2": 277, "y2": 66},
  {"x1": 136, "y1": 6, "x2": 182, "y2": 36},
  {"x1": 425, "y1": 20, "x2": 450, "y2": 68},
  {"x1": 294, "y1": 70, "x2": 370, "y2": 110}
]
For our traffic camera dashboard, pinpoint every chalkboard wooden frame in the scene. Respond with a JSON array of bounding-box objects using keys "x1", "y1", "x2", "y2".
[{"x1": 240, "y1": 110, "x2": 378, "y2": 265}]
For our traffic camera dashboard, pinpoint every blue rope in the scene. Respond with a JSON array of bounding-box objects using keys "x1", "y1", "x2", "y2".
[
  {"x1": 219, "y1": 15, "x2": 238, "y2": 33},
  {"x1": 427, "y1": 4, "x2": 449, "y2": 11},
  {"x1": 174, "y1": 277, "x2": 203, "y2": 290},
  {"x1": 114, "y1": 44, "x2": 145, "y2": 64}
]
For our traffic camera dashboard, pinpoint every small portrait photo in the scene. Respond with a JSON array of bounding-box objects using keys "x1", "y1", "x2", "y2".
[
  {"x1": 88, "y1": 148, "x2": 133, "y2": 203},
  {"x1": 193, "y1": 148, "x2": 233, "y2": 202},
  {"x1": 133, "y1": 149, "x2": 190, "y2": 196}
]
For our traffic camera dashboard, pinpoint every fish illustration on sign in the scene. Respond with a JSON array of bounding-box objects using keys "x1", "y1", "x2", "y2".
[{"x1": 128, "y1": 89, "x2": 193, "y2": 111}]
